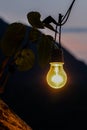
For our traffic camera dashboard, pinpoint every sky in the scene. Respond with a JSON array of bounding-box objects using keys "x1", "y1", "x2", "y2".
[{"x1": 0, "y1": 0, "x2": 87, "y2": 64}]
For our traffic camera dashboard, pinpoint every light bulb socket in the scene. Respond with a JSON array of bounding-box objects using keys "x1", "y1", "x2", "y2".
[{"x1": 50, "y1": 48, "x2": 64, "y2": 62}]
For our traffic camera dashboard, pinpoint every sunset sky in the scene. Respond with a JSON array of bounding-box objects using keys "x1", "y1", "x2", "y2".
[{"x1": 0, "y1": 0, "x2": 87, "y2": 64}]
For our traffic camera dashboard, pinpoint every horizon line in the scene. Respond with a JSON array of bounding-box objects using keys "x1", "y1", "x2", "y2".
[
  {"x1": 0, "y1": 17, "x2": 87, "y2": 33},
  {"x1": 62, "y1": 28, "x2": 87, "y2": 33}
]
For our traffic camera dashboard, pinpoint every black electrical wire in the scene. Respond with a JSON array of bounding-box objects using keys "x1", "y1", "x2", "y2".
[
  {"x1": 61, "y1": 0, "x2": 76, "y2": 25},
  {"x1": 54, "y1": 0, "x2": 76, "y2": 47}
]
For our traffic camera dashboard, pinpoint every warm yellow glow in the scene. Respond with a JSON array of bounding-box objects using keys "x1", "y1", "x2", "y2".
[{"x1": 46, "y1": 62, "x2": 67, "y2": 89}]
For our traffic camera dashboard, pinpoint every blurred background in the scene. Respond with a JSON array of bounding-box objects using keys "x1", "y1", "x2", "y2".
[{"x1": 0, "y1": 0, "x2": 87, "y2": 130}]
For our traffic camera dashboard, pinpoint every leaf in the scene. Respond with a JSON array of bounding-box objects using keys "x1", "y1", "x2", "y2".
[
  {"x1": 46, "y1": 35, "x2": 54, "y2": 41},
  {"x1": 1, "y1": 23, "x2": 26, "y2": 56},
  {"x1": 29, "y1": 28, "x2": 40, "y2": 42},
  {"x1": 37, "y1": 35, "x2": 53, "y2": 68},
  {"x1": 15, "y1": 49, "x2": 35, "y2": 71},
  {"x1": 44, "y1": 24, "x2": 57, "y2": 32},
  {"x1": 27, "y1": 11, "x2": 44, "y2": 29}
]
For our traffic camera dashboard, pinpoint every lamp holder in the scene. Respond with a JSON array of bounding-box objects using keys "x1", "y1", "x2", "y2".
[{"x1": 50, "y1": 47, "x2": 64, "y2": 62}]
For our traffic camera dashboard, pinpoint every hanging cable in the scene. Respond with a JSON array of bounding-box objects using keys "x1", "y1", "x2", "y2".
[
  {"x1": 61, "y1": 0, "x2": 76, "y2": 25},
  {"x1": 55, "y1": 0, "x2": 76, "y2": 49}
]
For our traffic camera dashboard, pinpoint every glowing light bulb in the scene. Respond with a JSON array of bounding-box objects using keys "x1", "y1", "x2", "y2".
[{"x1": 46, "y1": 62, "x2": 67, "y2": 89}]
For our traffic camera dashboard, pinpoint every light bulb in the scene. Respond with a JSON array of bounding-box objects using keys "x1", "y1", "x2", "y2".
[{"x1": 46, "y1": 62, "x2": 67, "y2": 89}]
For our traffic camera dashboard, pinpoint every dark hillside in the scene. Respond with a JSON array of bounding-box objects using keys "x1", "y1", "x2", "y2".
[{"x1": 0, "y1": 19, "x2": 87, "y2": 130}]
